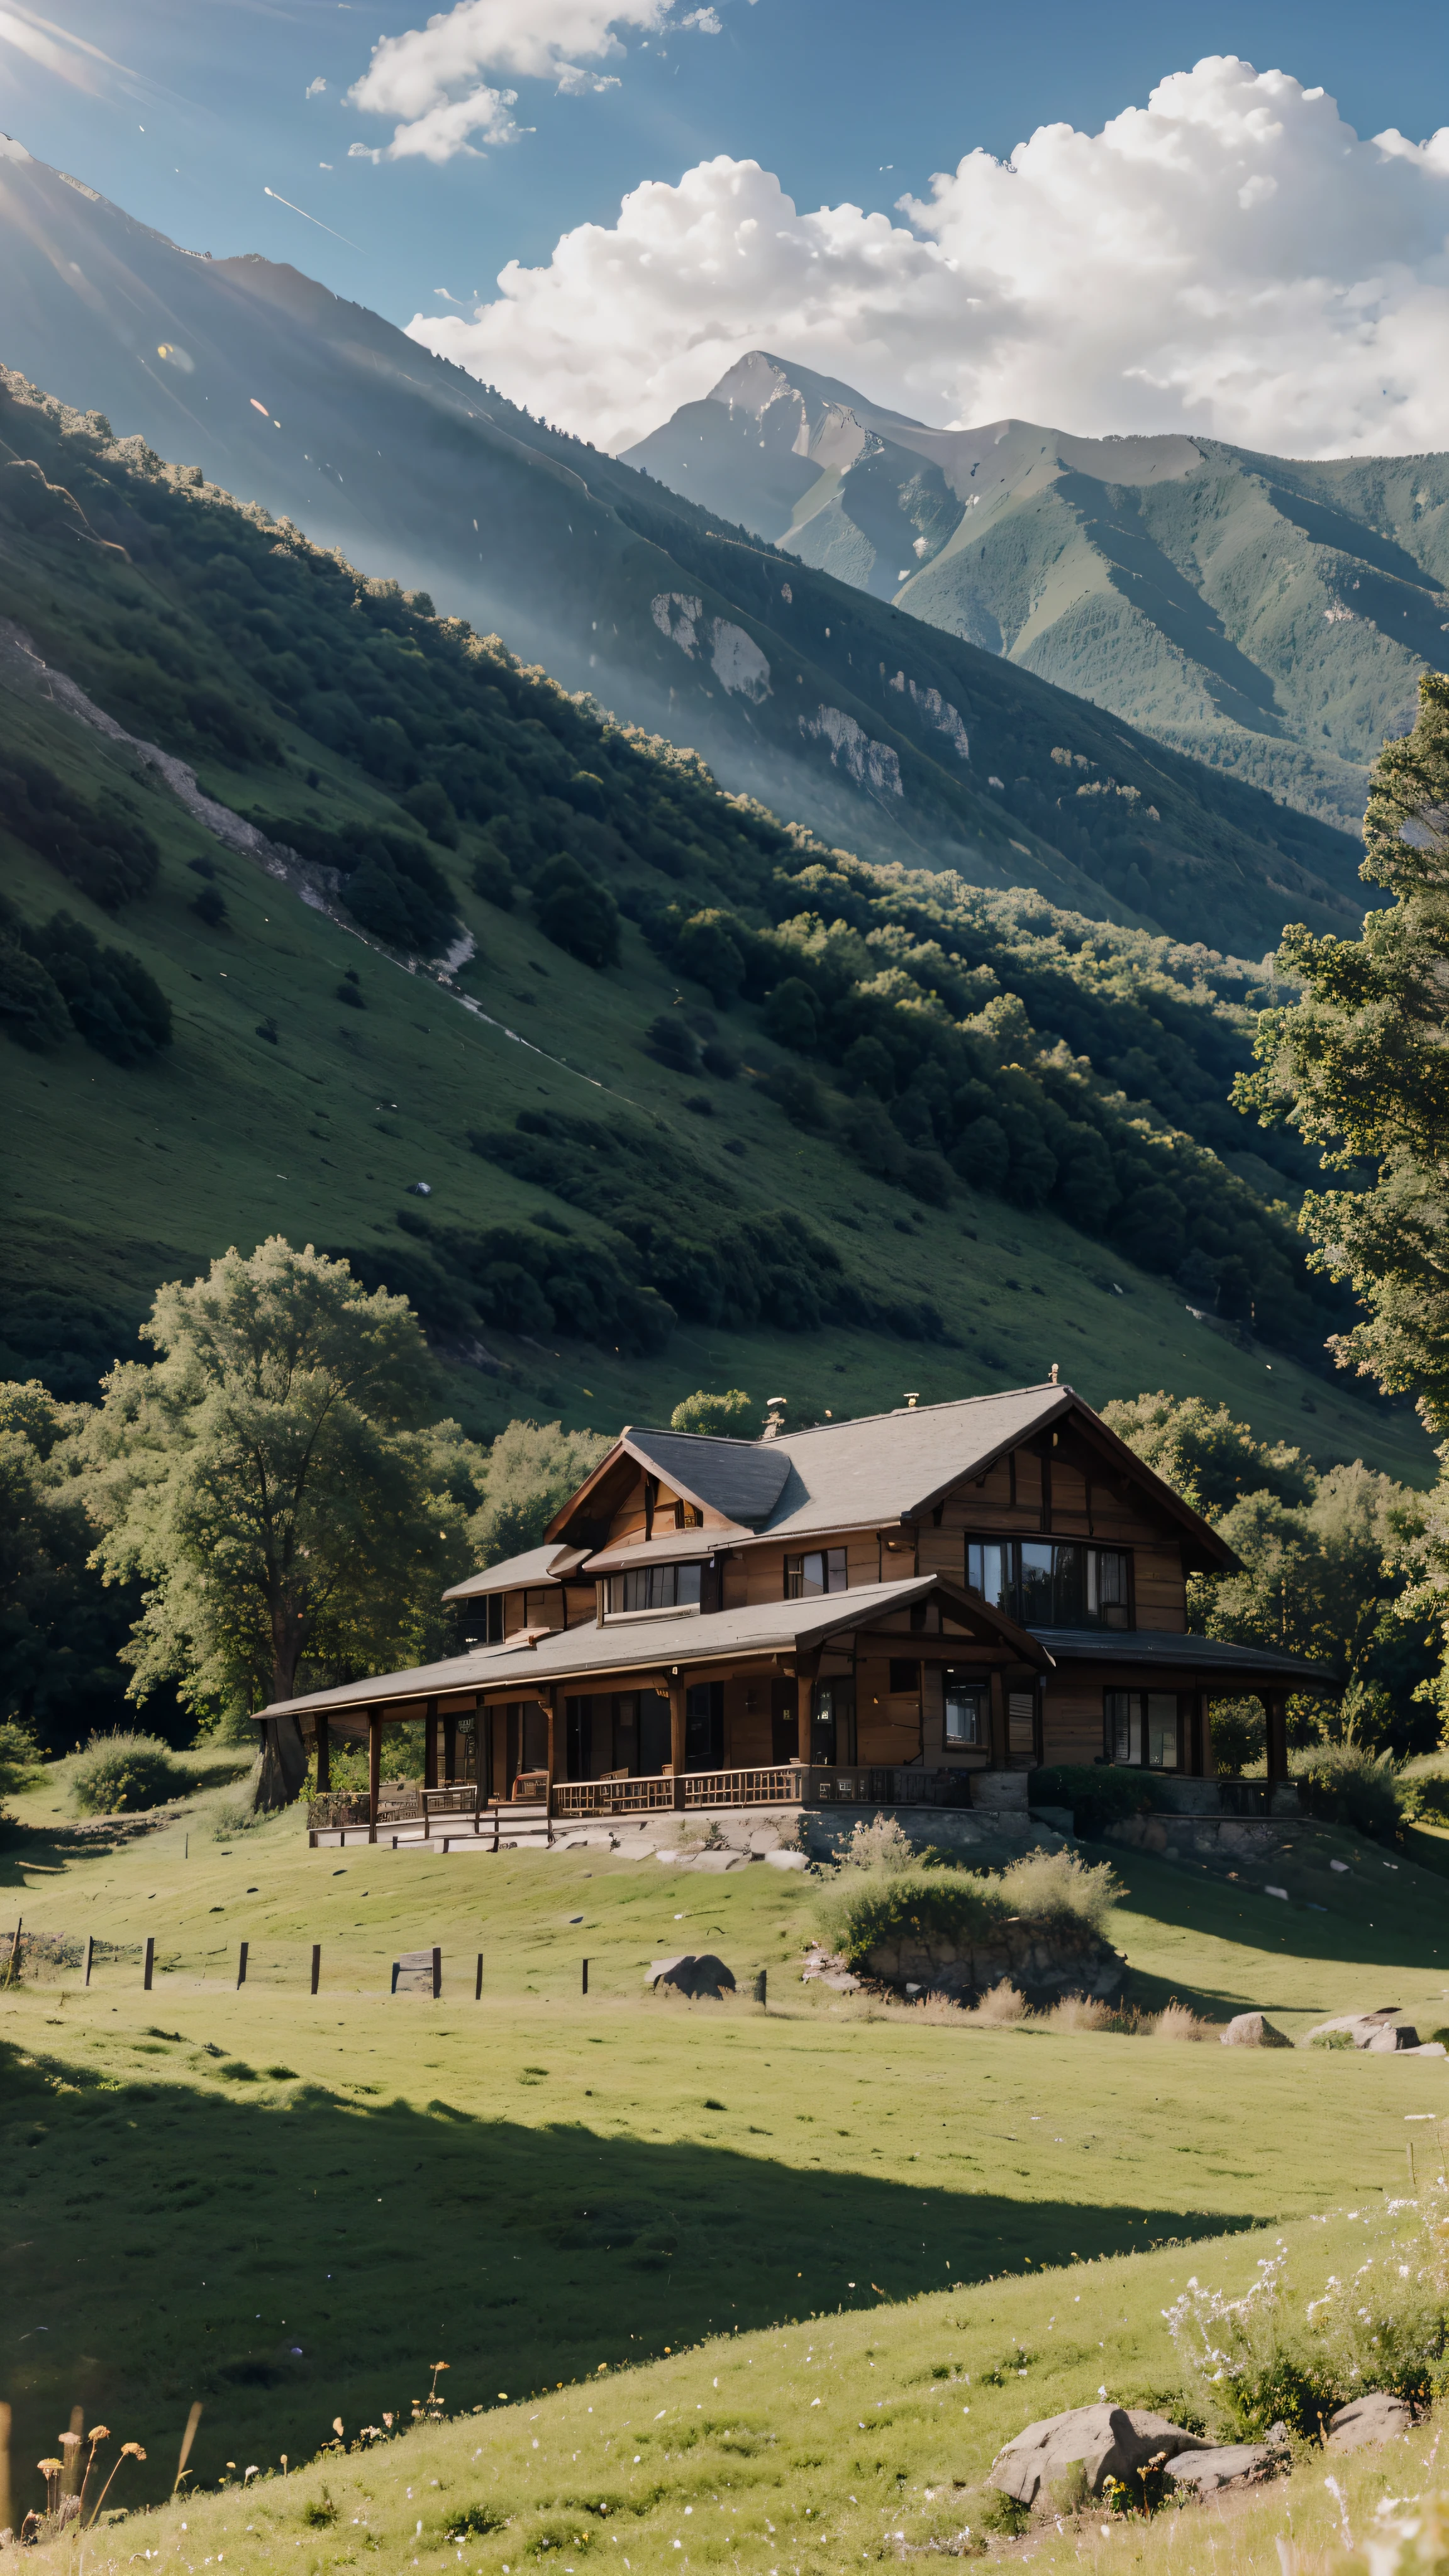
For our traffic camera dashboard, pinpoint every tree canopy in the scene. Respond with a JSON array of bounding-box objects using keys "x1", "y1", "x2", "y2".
[
  {"x1": 1239, "y1": 670, "x2": 1449, "y2": 1432},
  {"x1": 79, "y1": 1239, "x2": 485, "y2": 1801},
  {"x1": 669, "y1": 1389, "x2": 755, "y2": 1439},
  {"x1": 467, "y1": 1417, "x2": 611, "y2": 1568}
]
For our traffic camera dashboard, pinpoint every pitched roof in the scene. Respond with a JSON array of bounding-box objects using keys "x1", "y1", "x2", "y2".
[
  {"x1": 254, "y1": 1574, "x2": 1050, "y2": 1722},
  {"x1": 548, "y1": 1426, "x2": 791, "y2": 1538},
  {"x1": 442, "y1": 1543, "x2": 590, "y2": 1604}
]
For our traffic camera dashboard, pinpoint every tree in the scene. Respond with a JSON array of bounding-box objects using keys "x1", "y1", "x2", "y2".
[
  {"x1": 532, "y1": 853, "x2": 621, "y2": 969},
  {"x1": 467, "y1": 1417, "x2": 611, "y2": 1569},
  {"x1": 1101, "y1": 1391, "x2": 1313, "y2": 1516},
  {"x1": 1238, "y1": 670, "x2": 1449, "y2": 1432},
  {"x1": 0, "y1": 1379, "x2": 151, "y2": 1754},
  {"x1": 1106, "y1": 1391, "x2": 1436, "y2": 1753},
  {"x1": 79, "y1": 1240, "x2": 485, "y2": 1806},
  {"x1": 670, "y1": 1388, "x2": 753, "y2": 1438}
]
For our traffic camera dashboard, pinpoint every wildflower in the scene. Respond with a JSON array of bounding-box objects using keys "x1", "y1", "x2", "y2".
[
  {"x1": 333, "y1": 2418, "x2": 345, "y2": 2437},
  {"x1": 89, "y1": 2428, "x2": 111, "y2": 2445},
  {"x1": 60, "y1": 2433, "x2": 82, "y2": 2450},
  {"x1": 38, "y1": 2460, "x2": 64, "y2": 2480},
  {"x1": 123, "y1": 2445, "x2": 147, "y2": 2461}
]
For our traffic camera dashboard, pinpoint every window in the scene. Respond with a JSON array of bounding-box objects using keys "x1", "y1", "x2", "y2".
[
  {"x1": 607, "y1": 1563, "x2": 703, "y2": 1614},
  {"x1": 943, "y1": 1669, "x2": 986, "y2": 1750},
  {"x1": 967, "y1": 1540, "x2": 1130, "y2": 1630},
  {"x1": 1106, "y1": 1689, "x2": 1179, "y2": 1769},
  {"x1": 785, "y1": 1548, "x2": 847, "y2": 1599},
  {"x1": 888, "y1": 1658, "x2": 920, "y2": 1694}
]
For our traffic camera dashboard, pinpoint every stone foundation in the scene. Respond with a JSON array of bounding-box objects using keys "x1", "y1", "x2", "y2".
[{"x1": 864, "y1": 1911, "x2": 1123, "y2": 2004}]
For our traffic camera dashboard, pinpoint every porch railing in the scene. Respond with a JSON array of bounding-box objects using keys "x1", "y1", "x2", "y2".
[{"x1": 548, "y1": 1763, "x2": 979, "y2": 1818}]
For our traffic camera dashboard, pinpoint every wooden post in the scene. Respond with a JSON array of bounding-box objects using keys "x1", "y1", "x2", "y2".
[
  {"x1": 311, "y1": 1943, "x2": 321, "y2": 1996},
  {"x1": 669, "y1": 1676, "x2": 689, "y2": 1808},
  {"x1": 425, "y1": 1702, "x2": 438, "y2": 1793},
  {"x1": 542, "y1": 1692, "x2": 557, "y2": 1811},
  {"x1": 142, "y1": 1935, "x2": 154, "y2": 1991},
  {"x1": 4, "y1": 1917, "x2": 21, "y2": 1987},
  {"x1": 236, "y1": 1940, "x2": 248, "y2": 1990},
  {"x1": 582, "y1": 1957, "x2": 589, "y2": 1996},
  {"x1": 431, "y1": 1945, "x2": 441, "y2": 2001},
  {"x1": 316, "y1": 1714, "x2": 331, "y2": 1795},
  {"x1": 443, "y1": 1710, "x2": 458, "y2": 1785},
  {"x1": 795, "y1": 1653, "x2": 821, "y2": 1768},
  {"x1": 475, "y1": 1952, "x2": 484, "y2": 2001},
  {"x1": 368, "y1": 1708, "x2": 382, "y2": 1842},
  {"x1": 1264, "y1": 1692, "x2": 1289, "y2": 1784},
  {"x1": 753, "y1": 1968, "x2": 767, "y2": 2007},
  {"x1": 988, "y1": 1668, "x2": 1008, "y2": 1771},
  {"x1": 83, "y1": 1934, "x2": 94, "y2": 1988}
]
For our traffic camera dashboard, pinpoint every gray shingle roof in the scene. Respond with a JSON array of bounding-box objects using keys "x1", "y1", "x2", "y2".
[
  {"x1": 255, "y1": 1574, "x2": 1050, "y2": 1721},
  {"x1": 1037, "y1": 1629, "x2": 1341, "y2": 1689},
  {"x1": 730, "y1": 1384, "x2": 1068, "y2": 1540},
  {"x1": 619, "y1": 1426, "x2": 792, "y2": 1524},
  {"x1": 442, "y1": 1544, "x2": 589, "y2": 1604}
]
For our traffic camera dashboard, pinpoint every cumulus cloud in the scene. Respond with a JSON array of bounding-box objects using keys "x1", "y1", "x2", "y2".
[
  {"x1": 406, "y1": 56, "x2": 1449, "y2": 455},
  {"x1": 347, "y1": 0, "x2": 674, "y2": 160}
]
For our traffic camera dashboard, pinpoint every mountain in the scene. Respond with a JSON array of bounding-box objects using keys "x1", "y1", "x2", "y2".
[
  {"x1": 0, "y1": 138, "x2": 1371, "y2": 955},
  {"x1": 624, "y1": 353, "x2": 1449, "y2": 836},
  {"x1": 0, "y1": 360, "x2": 1428, "y2": 1489}
]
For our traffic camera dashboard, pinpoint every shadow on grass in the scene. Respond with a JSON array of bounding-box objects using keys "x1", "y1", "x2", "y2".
[{"x1": 0, "y1": 2037, "x2": 1261, "y2": 2507}]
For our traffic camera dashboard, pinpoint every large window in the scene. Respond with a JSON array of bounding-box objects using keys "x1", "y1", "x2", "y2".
[
  {"x1": 966, "y1": 1540, "x2": 1130, "y2": 1629},
  {"x1": 608, "y1": 1563, "x2": 702, "y2": 1614},
  {"x1": 1106, "y1": 1689, "x2": 1180, "y2": 1769},
  {"x1": 943, "y1": 1669, "x2": 987, "y2": 1750},
  {"x1": 786, "y1": 1548, "x2": 847, "y2": 1599}
]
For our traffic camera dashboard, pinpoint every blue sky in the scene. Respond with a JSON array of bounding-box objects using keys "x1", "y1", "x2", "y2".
[{"x1": 6, "y1": 0, "x2": 1449, "y2": 327}]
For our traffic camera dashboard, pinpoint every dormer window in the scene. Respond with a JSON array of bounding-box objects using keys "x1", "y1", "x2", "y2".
[
  {"x1": 608, "y1": 1563, "x2": 702, "y2": 1614},
  {"x1": 785, "y1": 1548, "x2": 847, "y2": 1599}
]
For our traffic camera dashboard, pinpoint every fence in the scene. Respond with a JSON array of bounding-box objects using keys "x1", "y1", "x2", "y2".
[{"x1": 1, "y1": 1919, "x2": 492, "y2": 1999}]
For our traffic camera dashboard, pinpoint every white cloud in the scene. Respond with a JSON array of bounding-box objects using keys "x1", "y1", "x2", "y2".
[
  {"x1": 347, "y1": 0, "x2": 674, "y2": 160},
  {"x1": 406, "y1": 56, "x2": 1449, "y2": 457},
  {"x1": 305, "y1": 75, "x2": 327, "y2": 97}
]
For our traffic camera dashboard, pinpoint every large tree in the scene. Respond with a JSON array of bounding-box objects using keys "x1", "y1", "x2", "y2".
[
  {"x1": 1238, "y1": 670, "x2": 1449, "y2": 1431},
  {"x1": 80, "y1": 1238, "x2": 483, "y2": 1804}
]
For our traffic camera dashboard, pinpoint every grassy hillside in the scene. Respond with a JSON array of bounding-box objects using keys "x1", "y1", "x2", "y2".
[
  {"x1": 0, "y1": 147, "x2": 1371, "y2": 953},
  {"x1": 0, "y1": 368, "x2": 1426, "y2": 1482},
  {"x1": 628, "y1": 354, "x2": 1449, "y2": 836},
  {"x1": 4, "y1": 1755, "x2": 1449, "y2": 2524}
]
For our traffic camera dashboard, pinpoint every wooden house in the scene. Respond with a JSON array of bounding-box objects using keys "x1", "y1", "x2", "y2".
[{"x1": 257, "y1": 1381, "x2": 1336, "y2": 1827}]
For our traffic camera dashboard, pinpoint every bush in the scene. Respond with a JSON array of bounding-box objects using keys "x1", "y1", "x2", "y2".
[
  {"x1": 814, "y1": 1846, "x2": 1118, "y2": 1968},
  {"x1": 1291, "y1": 1743, "x2": 1404, "y2": 1842},
  {"x1": 533, "y1": 853, "x2": 620, "y2": 969},
  {"x1": 1208, "y1": 1697, "x2": 1265, "y2": 1772},
  {"x1": 669, "y1": 1387, "x2": 753, "y2": 1437},
  {"x1": 22, "y1": 913, "x2": 172, "y2": 1064},
  {"x1": 840, "y1": 1813, "x2": 915, "y2": 1875},
  {"x1": 70, "y1": 1729, "x2": 191, "y2": 1815}
]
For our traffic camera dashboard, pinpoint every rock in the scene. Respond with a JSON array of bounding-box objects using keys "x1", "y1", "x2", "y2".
[
  {"x1": 686, "y1": 1848, "x2": 748, "y2": 1872},
  {"x1": 645, "y1": 1952, "x2": 736, "y2": 1999},
  {"x1": 1304, "y1": 2009, "x2": 1401, "y2": 2047},
  {"x1": 989, "y1": 2404, "x2": 1207, "y2": 2508},
  {"x1": 972, "y1": 1771, "x2": 1029, "y2": 1811},
  {"x1": 1330, "y1": 1858, "x2": 1350, "y2": 1872},
  {"x1": 1163, "y1": 2445, "x2": 1274, "y2": 2492},
  {"x1": 1220, "y1": 2011, "x2": 1292, "y2": 2048},
  {"x1": 1265, "y1": 1885, "x2": 1289, "y2": 1901},
  {"x1": 764, "y1": 1848, "x2": 808, "y2": 1871},
  {"x1": 1328, "y1": 2394, "x2": 1412, "y2": 2450},
  {"x1": 1411, "y1": 2041, "x2": 1448, "y2": 2056},
  {"x1": 1366, "y1": 2022, "x2": 1420, "y2": 2051}
]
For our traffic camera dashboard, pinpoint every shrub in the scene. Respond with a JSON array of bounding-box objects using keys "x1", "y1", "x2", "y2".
[
  {"x1": 1291, "y1": 1743, "x2": 1403, "y2": 1842},
  {"x1": 840, "y1": 1813, "x2": 915, "y2": 1875},
  {"x1": 669, "y1": 1387, "x2": 753, "y2": 1437},
  {"x1": 1208, "y1": 1697, "x2": 1265, "y2": 1772},
  {"x1": 22, "y1": 913, "x2": 172, "y2": 1064},
  {"x1": 813, "y1": 1846, "x2": 1118, "y2": 1967},
  {"x1": 70, "y1": 1729, "x2": 191, "y2": 1815},
  {"x1": 533, "y1": 853, "x2": 620, "y2": 969}
]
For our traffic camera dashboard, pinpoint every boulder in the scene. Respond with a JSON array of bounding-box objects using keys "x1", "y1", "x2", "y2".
[
  {"x1": 1220, "y1": 2011, "x2": 1292, "y2": 2048},
  {"x1": 1163, "y1": 2445, "x2": 1274, "y2": 2492},
  {"x1": 764, "y1": 1848, "x2": 808, "y2": 1872},
  {"x1": 989, "y1": 2404, "x2": 1206, "y2": 2508},
  {"x1": 1328, "y1": 2394, "x2": 1412, "y2": 2450},
  {"x1": 1304, "y1": 2011, "x2": 1415, "y2": 2051},
  {"x1": 645, "y1": 1953, "x2": 736, "y2": 1999}
]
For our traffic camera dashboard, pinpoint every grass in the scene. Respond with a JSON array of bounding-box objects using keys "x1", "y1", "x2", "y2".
[
  {"x1": 0, "y1": 565, "x2": 1428, "y2": 1481},
  {"x1": 6, "y1": 1763, "x2": 1449, "y2": 2543}
]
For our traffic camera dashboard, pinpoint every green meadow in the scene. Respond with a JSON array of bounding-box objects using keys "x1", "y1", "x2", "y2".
[{"x1": 5, "y1": 1758, "x2": 1449, "y2": 2567}]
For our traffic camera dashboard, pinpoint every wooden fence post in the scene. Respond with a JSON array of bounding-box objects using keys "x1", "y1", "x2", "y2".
[
  {"x1": 4, "y1": 1918, "x2": 21, "y2": 1987},
  {"x1": 311, "y1": 1943, "x2": 321, "y2": 1996},
  {"x1": 236, "y1": 1941, "x2": 248, "y2": 1990},
  {"x1": 753, "y1": 1968, "x2": 767, "y2": 2007},
  {"x1": 582, "y1": 1957, "x2": 589, "y2": 1996},
  {"x1": 475, "y1": 1952, "x2": 484, "y2": 2001},
  {"x1": 431, "y1": 1945, "x2": 441, "y2": 2001},
  {"x1": 83, "y1": 1935, "x2": 94, "y2": 1988},
  {"x1": 143, "y1": 1936, "x2": 154, "y2": 1991}
]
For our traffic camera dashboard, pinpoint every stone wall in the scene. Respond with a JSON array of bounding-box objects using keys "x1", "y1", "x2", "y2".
[{"x1": 863, "y1": 1911, "x2": 1124, "y2": 2004}]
